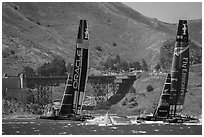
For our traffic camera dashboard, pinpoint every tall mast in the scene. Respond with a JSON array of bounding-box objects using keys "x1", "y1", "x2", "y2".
[{"x1": 74, "y1": 20, "x2": 89, "y2": 114}]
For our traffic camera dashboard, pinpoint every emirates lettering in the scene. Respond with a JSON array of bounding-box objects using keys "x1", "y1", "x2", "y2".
[
  {"x1": 182, "y1": 58, "x2": 188, "y2": 68},
  {"x1": 180, "y1": 57, "x2": 188, "y2": 98}
]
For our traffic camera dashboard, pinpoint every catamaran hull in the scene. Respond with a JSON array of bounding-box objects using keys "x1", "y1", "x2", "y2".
[
  {"x1": 164, "y1": 117, "x2": 199, "y2": 123},
  {"x1": 39, "y1": 115, "x2": 94, "y2": 121},
  {"x1": 137, "y1": 115, "x2": 199, "y2": 123},
  {"x1": 137, "y1": 20, "x2": 194, "y2": 123},
  {"x1": 40, "y1": 20, "x2": 91, "y2": 120}
]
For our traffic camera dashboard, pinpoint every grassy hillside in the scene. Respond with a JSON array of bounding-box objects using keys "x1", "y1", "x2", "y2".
[
  {"x1": 109, "y1": 64, "x2": 202, "y2": 116},
  {"x1": 2, "y1": 2, "x2": 202, "y2": 117},
  {"x1": 2, "y1": 2, "x2": 202, "y2": 76}
]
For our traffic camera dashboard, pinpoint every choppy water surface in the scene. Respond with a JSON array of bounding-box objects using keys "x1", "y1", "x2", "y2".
[{"x1": 2, "y1": 118, "x2": 202, "y2": 135}]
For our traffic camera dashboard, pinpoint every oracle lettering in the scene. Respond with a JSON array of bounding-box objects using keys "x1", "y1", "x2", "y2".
[
  {"x1": 72, "y1": 48, "x2": 82, "y2": 90},
  {"x1": 77, "y1": 49, "x2": 82, "y2": 57}
]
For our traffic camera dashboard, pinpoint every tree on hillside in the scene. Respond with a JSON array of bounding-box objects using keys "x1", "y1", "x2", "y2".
[
  {"x1": 116, "y1": 60, "x2": 129, "y2": 71},
  {"x1": 112, "y1": 42, "x2": 117, "y2": 47},
  {"x1": 66, "y1": 62, "x2": 73, "y2": 74},
  {"x1": 189, "y1": 43, "x2": 202, "y2": 64},
  {"x1": 95, "y1": 46, "x2": 103, "y2": 51},
  {"x1": 129, "y1": 62, "x2": 134, "y2": 69},
  {"x1": 115, "y1": 55, "x2": 121, "y2": 63},
  {"x1": 154, "y1": 64, "x2": 161, "y2": 71},
  {"x1": 141, "y1": 59, "x2": 148, "y2": 71},
  {"x1": 37, "y1": 56, "x2": 67, "y2": 76},
  {"x1": 19, "y1": 66, "x2": 36, "y2": 76},
  {"x1": 146, "y1": 85, "x2": 154, "y2": 92},
  {"x1": 104, "y1": 57, "x2": 117, "y2": 70},
  {"x1": 102, "y1": 55, "x2": 120, "y2": 70},
  {"x1": 132, "y1": 61, "x2": 141, "y2": 70},
  {"x1": 159, "y1": 39, "x2": 174, "y2": 70},
  {"x1": 101, "y1": 55, "x2": 139, "y2": 72}
]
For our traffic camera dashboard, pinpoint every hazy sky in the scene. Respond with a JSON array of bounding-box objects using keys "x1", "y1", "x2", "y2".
[{"x1": 123, "y1": 2, "x2": 202, "y2": 23}]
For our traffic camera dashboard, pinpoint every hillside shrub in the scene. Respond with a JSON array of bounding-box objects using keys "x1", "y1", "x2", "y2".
[
  {"x1": 160, "y1": 39, "x2": 175, "y2": 69},
  {"x1": 37, "y1": 56, "x2": 67, "y2": 76},
  {"x1": 154, "y1": 64, "x2": 161, "y2": 71},
  {"x1": 116, "y1": 60, "x2": 129, "y2": 71},
  {"x1": 101, "y1": 55, "x2": 130, "y2": 71},
  {"x1": 19, "y1": 66, "x2": 36, "y2": 76},
  {"x1": 129, "y1": 97, "x2": 135, "y2": 103},
  {"x1": 101, "y1": 56, "x2": 117, "y2": 70},
  {"x1": 112, "y1": 42, "x2": 117, "y2": 47},
  {"x1": 26, "y1": 17, "x2": 34, "y2": 22},
  {"x1": 141, "y1": 59, "x2": 148, "y2": 71},
  {"x1": 129, "y1": 86, "x2": 136, "y2": 93},
  {"x1": 129, "y1": 101, "x2": 138, "y2": 108},
  {"x1": 95, "y1": 46, "x2": 103, "y2": 51},
  {"x1": 2, "y1": 50, "x2": 9, "y2": 58},
  {"x1": 122, "y1": 102, "x2": 126, "y2": 106},
  {"x1": 10, "y1": 50, "x2": 15, "y2": 54},
  {"x1": 66, "y1": 62, "x2": 73, "y2": 74},
  {"x1": 132, "y1": 61, "x2": 141, "y2": 70},
  {"x1": 36, "y1": 21, "x2": 41, "y2": 25},
  {"x1": 146, "y1": 84, "x2": 154, "y2": 92},
  {"x1": 14, "y1": 6, "x2": 19, "y2": 10}
]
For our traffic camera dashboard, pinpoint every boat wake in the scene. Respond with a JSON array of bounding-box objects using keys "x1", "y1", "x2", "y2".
[{"x1": 83, "y1": 113, "x2": 202, "y2": 126}]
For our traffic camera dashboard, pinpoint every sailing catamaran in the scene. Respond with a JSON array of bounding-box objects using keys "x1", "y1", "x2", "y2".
[
  {"x1": 40, "y1": 19, "x2": 92, "y2": 121},
  {"x1": 137, "y1": 20, "x2": 199, "y2": 123},
  {"x1": 59, "y1": 19, "x2": 89, "y2": 117}
]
